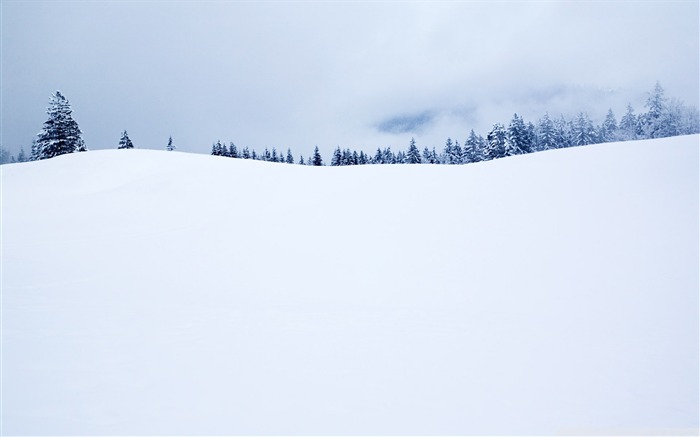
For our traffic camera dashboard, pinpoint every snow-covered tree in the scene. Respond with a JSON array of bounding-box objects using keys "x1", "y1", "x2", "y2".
[
  {"x1": 166, "y1": 136, "x2": 176, "y2": 151},
  {"x1": 406, "y1": 138, "x2": 421, "y2": 164},
  {"x1": 641, "y1": 81, "x2": 667, "y2": 139},
  {"x1": 505, "y1": 113, "x2": 531, "y2": 156},
  {"x1": 118, "y1": 130, "x2": 134, "y2": 149},
  {"x1": 619, "y1": 104, "x2": 637, "y2": 141},
  {"x1": 35, "y1": 91, "x2": 85, "y2": 160},
  {"x1": 572, "y1": 112, "x2": 597, "y2": 147},
  {"x1": 230, "y1": 143, "x2": 239, "y2": 158},
  {"x1": 0, "y1": 146, "x2": 10, "y2": 164},
  {"x1": 554, "y1": 115, "x2": 573, "y2": 148},
  {"x1": 286, "y1": 148, "x2": 294, "y2": 164},
  {"x1": 463, "y1": 129, "x2": 484, "y2": 163},
  {"x1": 331, "y1": 147, "x2": 342, "y2": 166},
  {"x1": 485, "y1": 123, "x2": 506, "y2": 160},
  {"x1": 601, "y1": 109, "x2": 618, "y2": 142},
  {"x1": 312, "y1": 146, "x2": 323, "y2": 166},
  {"x1": 537, "y1": 113, "x2": 556, "y2": 151}
]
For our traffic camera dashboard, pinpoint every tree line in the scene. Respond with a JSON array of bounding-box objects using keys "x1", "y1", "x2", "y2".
[{"x1": 1, "y1": 82, "x2": 698, "y2": 165}]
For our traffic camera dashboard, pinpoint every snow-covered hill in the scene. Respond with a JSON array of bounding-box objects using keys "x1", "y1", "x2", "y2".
[{"x1": 2, "y1": 136, "x2": 698, "y2": 435}]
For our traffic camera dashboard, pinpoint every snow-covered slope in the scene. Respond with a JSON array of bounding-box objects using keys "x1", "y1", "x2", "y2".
[{"x1": 2, "y1": 136, "x2": 698, "y2": 435}]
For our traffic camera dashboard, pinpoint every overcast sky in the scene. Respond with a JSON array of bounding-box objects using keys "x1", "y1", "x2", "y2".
[{"x1": 2, "y1": 1, "x2": 698, "y2": 158}]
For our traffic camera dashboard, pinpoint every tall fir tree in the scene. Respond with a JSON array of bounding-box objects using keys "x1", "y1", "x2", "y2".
[{"x1": 35, "y1": 91, "x2": 85, "y2": 160}]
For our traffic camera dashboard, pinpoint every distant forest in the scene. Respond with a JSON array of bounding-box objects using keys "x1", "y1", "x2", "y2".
[{"x1": 2, "y1": 82, "x2": 698, "y2": 165}]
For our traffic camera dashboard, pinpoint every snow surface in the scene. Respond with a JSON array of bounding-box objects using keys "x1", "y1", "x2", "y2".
[{"x1": 2, "y1": 136, "x2": 699, "y2": 435}]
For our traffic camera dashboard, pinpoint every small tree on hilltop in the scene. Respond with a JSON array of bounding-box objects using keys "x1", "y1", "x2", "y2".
[
  {"x1": 118, "y1": 130, "x2": 134, "y2": 149},
  {"x1": 166, "y1": 136, "x2": 176, "y2": 151}
]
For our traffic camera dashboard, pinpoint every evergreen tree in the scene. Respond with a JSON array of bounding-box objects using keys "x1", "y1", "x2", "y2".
[
  {"x1": 601, "y1": 109, "x2": 618, "y2": 142},
  {"x1": 30, "y1": 140, "x2": 39, "y2": 161},
  {"x1": 118, "y1": 130, "x2": 134, "y2": 149},
  {"x1": 505, "y1": 113, "x2": 530, "y2": 156},
  {"x1": 554, "y1": 115, "x2": 573, "y2": 148},
  {"x1": 166, "y1": 136, "x2": 176, "y2": 151},
  {"x1": 358, "y1": 151, "x2": 368, "y2": 165},
  {"x1": 221, "y1": 142, "x2": 229, "y2": 157},
  {"x1": 463, "y1": 129, "x2": 480, "y2": 163},
  {"x1": 450, "y1": 140, "x2": 463, "y2": 164},
  {"x1": 373, "y1": 147, "x2": 383, "y2": 164},
  {"x1": 299, "y1": 155, "x2": 305, "y2": 165},
  {"x1": 619, "y1": 103, "x2": 637, "y2": 140},
  {"x1": 0, "y1": 147, "x2": 10, "y2": 164},
  {"x1": 442, "y1": 138, "x2": 453, "y2": 164},
  {"x1": 17, "y1": 146, "x2": 27, "y2": 162},
  {"x1": 312, "y1": 146, "x2": 323, "y2": 166},
  {"x1": 382, "y1": 147, "x2": 395, "y2": 164},
  {"x1": 485, "y1": 123, "x2": 506, "y2": 160},
  {"x1": 641, "y1": 81, "x2": 667, "y2": 139},
  {"x1": 230, "y1": 142, "x2": 239, "y2": 158},
  {"x1": 242, "y1": 146, "x2": 251, "y2": 159},
  {"x1": 395, "y1": 150, "x2": 406, "y2": 164},
  {"x1": 35, "y1": 91, "x2": 84, "y2": 160},
  {"x1": 537, "y1": 113, "x2": 556, "y2": 151},
  {"x1": 572, "y1": 112, "x2": 596, "y2": 146},
  {"x1": 406, "y1": 137, "x2": 421, "y2": 164},
  {"x1": 286, "y1": 148, "x2": 294, "y2": 164},
  {"x1": 331, "y1": 147, "x2": 342, "y2": 166}
]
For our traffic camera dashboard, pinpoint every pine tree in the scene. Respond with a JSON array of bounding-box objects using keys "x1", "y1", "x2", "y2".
[
  {"x1": 166, "y1": 136, "x2": 176, "y2": 151},
  {"x1": 286, "y1": 148, "x2": 294, "y2": 164},
  {"x1": 358, "y1": 151, "x2": 368, "y2": 165},
  {"x1": 0, "y1": 147, "x2": 10, "y2": 164},
  {"x1": 619, "y1": 104, "x2": 637, "y2": 140},
  {"x1": 450, "y1": 140, "x2": 463, "y2": 164},
  {"x1": 117, "y1": 130, "x2": 134, "y2": 149},
  {"x1": 382, "y1": 147, "x2": 395, "y2": 164},
  {"x1": 505, "y1": 113, "x2": 530, "y2": 156},
  {"x1": 331, "y1": 147, "x2": 342, "y2": 166},
  {"x1": 17, "y1": 146, "x2": 27, "y2": 162},
  {"x1": 601, "y1": 109, "x2": 618, "y2": 142},
  {"x1": 442, "y1": 138, "x2": 453, "y2": 164},
  {"x1": 462, "y1": 129, "x2": 483, "y2": 164},
  {"x1": 406, "y1": 137, "x2": 421, "y2": 164},
  {"x1": 230, "y1": 143, "x2": 239, "y2": 158},
  {"x1": 312, "y1": 146, "x2": 323, "y2": 166},
  {"x1": 299, "y1": 155, "x2": 305, "y2": 165},
  {"x1": 373, "y1": 148, "x2": 383, "y2": 164},
  {"x1": 641, "y1": 81, "x2": 668, "y2": 139},
  {"x1": 572, "y1": 112, "x2": 596, "y2": 146},
  {"x1": 485, "y1": 123, "x2": 506, "y2": 160},
  {"x1": 554, "y1": 115, "x2": 573, "y2": 148},
  {"x1": 35, "y1": 91, "x2": 84, "y2": 160}
]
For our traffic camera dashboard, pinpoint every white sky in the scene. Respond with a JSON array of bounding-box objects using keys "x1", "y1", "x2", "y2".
[{"x1": 2, "y1": 1, "x2": 698, "y2": 158}]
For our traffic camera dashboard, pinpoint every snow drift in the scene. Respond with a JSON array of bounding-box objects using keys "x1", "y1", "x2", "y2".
[{"x1": 2, "y1": 136, "x2": 698, "y2": 435}]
